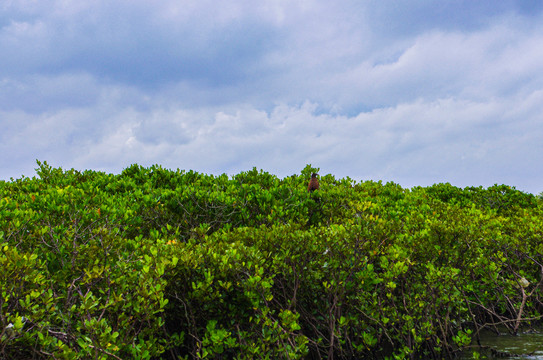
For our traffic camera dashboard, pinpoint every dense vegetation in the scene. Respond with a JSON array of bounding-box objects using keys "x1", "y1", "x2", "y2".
[{"x1": 1, "y1": 161, "x2": 542, "y2": 359}]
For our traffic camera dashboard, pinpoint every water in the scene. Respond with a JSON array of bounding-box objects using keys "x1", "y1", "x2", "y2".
[{"x1": 460, "y1": 330, "x2": 543, "y2": 359}]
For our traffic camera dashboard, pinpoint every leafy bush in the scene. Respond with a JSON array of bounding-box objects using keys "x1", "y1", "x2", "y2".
[{"x1": 1, "y1": 161, "x2": 541, "y2": 359}]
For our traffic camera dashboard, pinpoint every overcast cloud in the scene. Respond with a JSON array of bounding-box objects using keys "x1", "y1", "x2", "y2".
[{"x1": 1, "y1": 0, "x2": 543, "y2": 193}]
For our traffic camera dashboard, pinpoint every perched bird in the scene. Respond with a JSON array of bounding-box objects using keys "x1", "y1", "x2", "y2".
[{"x1": 308, "y1": 173, "x2": 320, "y2": 192}]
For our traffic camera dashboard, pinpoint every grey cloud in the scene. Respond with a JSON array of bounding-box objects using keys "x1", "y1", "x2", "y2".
[
  {"x1": 365, "y1": 0, "x2": 543, "y2": 37},
  {"x1": 2, "y1": 1, "x2": 543, "y2": 195},
  {"x1": 3, "y1": 0, "x2": 543, "y2": 113},
  {"x1": 0, "y1": 74, "x2": 101, "y2": 113},
  {"x1": 0, "y1": 0, "x2": 281, "y2": 90}
]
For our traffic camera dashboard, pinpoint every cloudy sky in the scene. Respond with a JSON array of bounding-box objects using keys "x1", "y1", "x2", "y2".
[{"x1": 2, "y1": 0, "x2": 543, "y2": 193}]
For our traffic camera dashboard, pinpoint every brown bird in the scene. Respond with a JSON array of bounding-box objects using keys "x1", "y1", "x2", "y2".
[{"x1": 308, "y1": 173, "x2": 320, "y2": 192}]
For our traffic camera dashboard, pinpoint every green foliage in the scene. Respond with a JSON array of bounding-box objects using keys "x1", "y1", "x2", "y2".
[{"x1": 0, "y1": 161, "x2": 542, "y2": 359}]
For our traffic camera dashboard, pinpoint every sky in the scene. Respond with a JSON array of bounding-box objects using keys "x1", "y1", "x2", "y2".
[{"x1": 2, "y1": 0, "x2": 543, "y2": 194}]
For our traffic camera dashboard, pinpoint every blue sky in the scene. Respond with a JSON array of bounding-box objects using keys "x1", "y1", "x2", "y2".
[{"x1": 2, "y1": 1, "x2": 543, "y2": 193}]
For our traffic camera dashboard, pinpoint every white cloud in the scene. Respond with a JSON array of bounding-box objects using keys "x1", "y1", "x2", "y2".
[{"x1": 5, "y1": 89, "x2": 541, "y2": 191}]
